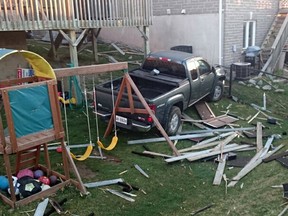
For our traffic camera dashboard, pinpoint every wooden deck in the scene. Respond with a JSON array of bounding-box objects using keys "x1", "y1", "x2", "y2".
[{"x1": 0, "y1": 0, "x2": 153, "y2": 31}]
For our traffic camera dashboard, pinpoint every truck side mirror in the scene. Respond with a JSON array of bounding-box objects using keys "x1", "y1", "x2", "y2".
[{"x1": 211, "y1": 66, "x2": 216, "y2": 73}]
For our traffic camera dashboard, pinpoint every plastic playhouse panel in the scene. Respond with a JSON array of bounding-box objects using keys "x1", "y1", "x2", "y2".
[{"x1": 8, "y1": 85, "x2": 53, "y2": 137}]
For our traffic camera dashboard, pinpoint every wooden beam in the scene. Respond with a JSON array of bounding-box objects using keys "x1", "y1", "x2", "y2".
[
  {"x1": 213, "y1": 154, "x2": 228, "y2": 185},
  {"x1": 256, "y1": 122, "x2": 263, "y2": 152},
  {"x1": 228, "y1": 136, "x2": 277, "y2": 187},
  {"x1": 54, "y1": 62, "x2": 128, "y2": 78},
  {"x1": 179, "y1": 140, "x2": 221, "y2": 153},
  {"x1": 165, "y1": 144, "x2": 250, "y2": 163},
  {"x1": 124, "y1": 73, "x2": 181, "y2": 156},
  {"x1": 127, "y1": 132, "x2": 214, "y2": 145}
]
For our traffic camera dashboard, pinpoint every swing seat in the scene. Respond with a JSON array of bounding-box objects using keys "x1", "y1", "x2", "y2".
[
  {"x1": 97, "y1": 136, "x2": 118, "y2": 151},
  {"x1": 70, "y1": 144, "x2": 93, "y2": 161},
  {"x1": 58, "y1": 96, "x2": 77, "y2": 105}
]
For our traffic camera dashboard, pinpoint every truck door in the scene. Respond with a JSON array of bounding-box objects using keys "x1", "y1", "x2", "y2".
[
  {"x1": 187, "y1": 60, "x2": 201, "y2": 105},
  {"x1": 195, "y1": 59, "x2": 215, "y2": 97}
]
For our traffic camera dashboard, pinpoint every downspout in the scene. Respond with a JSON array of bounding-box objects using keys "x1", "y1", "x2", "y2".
[{"x1": 219, "y1": 0, "x2": 223, "y2": 65}]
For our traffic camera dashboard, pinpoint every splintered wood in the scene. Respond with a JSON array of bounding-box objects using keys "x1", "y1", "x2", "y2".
[
  {"x1": 194, "y1": 101, "x2": 238, "y2": 128},
  {"x1": 228, "y1": 136, "x2": 283, "y2": 187},
  {"x1": 164, "y1": 118, "x2": 283, "y2": 188},
  {"x1": 213, "y1": 154, "x2": 228, "y2": 185}
]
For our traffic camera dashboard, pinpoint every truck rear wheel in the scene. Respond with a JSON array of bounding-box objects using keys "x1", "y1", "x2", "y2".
[
  {"x1": 208, "y1": 81, "x2": 224, "y2": 102},
  {"x1": 164, "y1": 106, "x2": 181, "y2": 136}
]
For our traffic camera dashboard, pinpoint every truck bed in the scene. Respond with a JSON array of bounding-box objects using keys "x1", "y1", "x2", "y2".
[{"x1": 100, "y1": 71, "x2": 183, "y2": 100}]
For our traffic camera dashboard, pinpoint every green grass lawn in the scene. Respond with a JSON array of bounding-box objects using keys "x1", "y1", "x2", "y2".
[{"x1": 0, "y1": 40, "x2": 288, "y2": 215}]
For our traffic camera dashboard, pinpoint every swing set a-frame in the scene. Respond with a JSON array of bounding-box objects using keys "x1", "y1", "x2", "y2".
[{"x1": 55, "y1": 63, "x2": 181, "y2": 157}]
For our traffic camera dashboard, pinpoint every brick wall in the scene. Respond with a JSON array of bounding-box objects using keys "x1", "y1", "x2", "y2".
[
  {"x1": 153, "y1": 0, "x2": 219, "y2": 16},
  {"x1": 223, "y1": 1, "x2": 278, "y2": 66}
]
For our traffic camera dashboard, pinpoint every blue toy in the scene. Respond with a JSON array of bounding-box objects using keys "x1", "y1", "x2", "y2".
[{"x1": 0, "y1": 176, "x2": 9, "y2": 190}]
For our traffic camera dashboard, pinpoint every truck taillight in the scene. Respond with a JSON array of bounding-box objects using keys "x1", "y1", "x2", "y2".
[
  {"x1": 147, "y1": 104, "x2": 156, "y2": 123},
  {"x1": 159, "y1": 57, "x2": 171, "y2": 62}
]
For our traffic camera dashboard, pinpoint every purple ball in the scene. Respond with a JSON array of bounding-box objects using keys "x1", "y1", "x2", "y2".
[
  {"x1": 49, "y1": 175, "x2": 58, "y2": 186},
  {"x1": 34, "y1": 169, "x2": 44, "y2": 179}
]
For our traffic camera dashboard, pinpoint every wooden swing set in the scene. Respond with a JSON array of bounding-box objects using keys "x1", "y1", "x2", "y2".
[
  {"x1": 55, "y1": 63, "x2": 181, "y2": 157},
  {"x1": 0, "y1": 50, "x2": 179, "y2": 208}
]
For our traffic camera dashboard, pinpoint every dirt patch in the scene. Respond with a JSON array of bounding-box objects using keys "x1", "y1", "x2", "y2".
[{"x1": 74, "y1": 163, "x2": 97, "y2": 179}]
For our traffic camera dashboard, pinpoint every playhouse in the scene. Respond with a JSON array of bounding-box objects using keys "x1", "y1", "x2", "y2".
[{"x1": 0, "y1": 49, "x2": 87, "y2": 208}]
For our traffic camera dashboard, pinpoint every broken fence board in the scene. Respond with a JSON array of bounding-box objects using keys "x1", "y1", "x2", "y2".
[
  {"x1": 262, "y1": 144, "x2": 284, "y2": 160},
  {"x1": 34, "y1": 198, "x2": 49, "y2": 216},
  {"x1": 178, "y1": 132, "x2": 238, "y2": 153},
  {"x1": 247, "y1": 110, "x2": 260, "y2": 124},
  {"x1": 106, "y1": 189, "x2": 135, "y2": 202},
  {"x1": 213, "y1": 154, "x2": 228, "y2": 185},
  {"x1": 187, "y1": 144, "x2": 250, "y2": 162},
  {"x1": 127, "y1": 132, "x2": 214, "y2": 145},
  {"x1": 195, "y1": 101, "x2": 215, "y2": 120},
  {"x1": 142, "y1": 151, "x2": 172, "y2": 158},
  {"x1": 165, "y1": 144, "x2": 250, "y2": 163},
  {"x1": 213, "y1": 132, "x2": 239, "y2": 154},
  {"x1": 179, "y1": 141, "x2": 221, "y2": 153},
  {"x1": 180, "y1": 127, "x2": 255, "y2": 135},
  {"x1": 228, "y1": 158, "x2": 263, "y2": 187},
  {"x1": 227, "y1": 136, "x2": 276, "y2": 187},
  {"x1": 203, "y1": 115, "x2": 238, "y2": 128},
  {"x1": 195, "y1": 132, "x2": 236, "y2": 146},
  {"x1": 84, "y1": 178, "x2": 124, "y2": 188},
  {"x1": 256, "y1": 122, "x2": 263, "y2": 152},
  {"x1": 263, "y1": 149, "x2": 288, "y2": 162}
]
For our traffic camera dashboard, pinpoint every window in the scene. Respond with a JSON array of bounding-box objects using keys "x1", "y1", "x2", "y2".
[
  {"x1": 187, "y1": 60, "x2": 198, "y2": 80},
  {"x1": 243, "y1": 20, "x2": 256, "y2": 49},
  {"x1": 197, "y1": 60, "x2": 211, "y2": 76}
]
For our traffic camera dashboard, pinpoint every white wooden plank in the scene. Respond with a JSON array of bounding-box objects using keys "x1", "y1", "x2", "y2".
[
  {"x1": 187, "y1": 144, "x2": 248, "y2": 162},
  {"x1": 165, "y1": 144, "x2": 250, "y2": 163},
  {"x1": 213, "y1": 154, "x2": 228, "y2": 185},
  {"x1": 179, "y1": 141, "x2": 221, "y2": 153},
  {"x1": 256, "y1": 122, "x2": 263, "y2": 152},
  {"x1": 142, "y1": 151, "x2": 172, "y2": 158},
  {"x1": 227, "y1": 136, "x2": 275, "y2": 187}
]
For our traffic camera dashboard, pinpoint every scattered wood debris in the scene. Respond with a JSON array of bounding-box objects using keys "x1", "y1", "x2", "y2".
[
  {"x1": 195, "y1": 101, "x2": 238, "y2": 128},
  {"x1": 190, "y1": 203, "x2": 214, "y2": 215},
  {"x1": 228, "y1": 138, "x2": 284, "y2": 187},
  {"x1": 106, "y1": 189, "x2": 135, "y2": 202},
  {"x1": 134, "y1": 164, "x2": 149, "y2": 178},
  {"x1": 213, "y1": 154, "x2": 228, "y2": 185},
  {"x1": 84, "y1": 178, "x2": 124, "y2": 188},
  {"x1": 34, "y1": 198, "x2": 49, "y2": 216}
]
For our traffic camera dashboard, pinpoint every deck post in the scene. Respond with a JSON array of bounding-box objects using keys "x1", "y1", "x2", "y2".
[
  {"x1": 143, "y1": 26, "x2": 150, "y2": 58},
  {"x1": 92, "y1": 28, "x2": 102, "y2": 63},
  {"x1": 69, "y1": 30, "x2": 79, "y2": 67}
]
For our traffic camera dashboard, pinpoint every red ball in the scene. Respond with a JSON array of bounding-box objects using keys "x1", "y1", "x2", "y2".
[
  {"x1": 56, "y1": 147, "x2": 62, "y2": 153},
  {"x1": 38, "y1": 176, "x2": 50, "y2": 185}
]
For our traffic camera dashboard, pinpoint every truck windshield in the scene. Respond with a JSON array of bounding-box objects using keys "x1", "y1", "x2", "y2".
[{"x1": 142, "y1": 57, "x2": 186, "y2": 78}]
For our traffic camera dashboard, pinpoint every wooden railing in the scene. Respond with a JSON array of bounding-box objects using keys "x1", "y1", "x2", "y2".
[
  {"x1": 0, "y1": 0, "x2": 153, "y2": 31},
  {"x1": 280, "y1": 0, "x2": 288, "y2": 9},
  {"x1": 262, "y1": 13, "x2": 288, "y2": 73}
]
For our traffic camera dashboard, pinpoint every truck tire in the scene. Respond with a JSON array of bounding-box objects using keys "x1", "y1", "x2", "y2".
[
  {"x1": 208, "y1": 81, "x2": 224, "y2": 102},
  {"x1": 164, "y1": 106, "x2": 182, "y2": 136}
]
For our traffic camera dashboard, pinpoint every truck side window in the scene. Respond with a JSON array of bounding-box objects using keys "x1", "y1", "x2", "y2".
[
  {"x1": 187, "y1": 61, "x2": 198, "y2": 80},
  {"x1": 197, "y1": 60, "x2": 211, "y2": 76}
]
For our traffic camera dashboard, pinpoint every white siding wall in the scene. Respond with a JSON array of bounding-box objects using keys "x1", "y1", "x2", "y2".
[{"x1": 100, "y1": 14, "x2": 219, "y2": 64}]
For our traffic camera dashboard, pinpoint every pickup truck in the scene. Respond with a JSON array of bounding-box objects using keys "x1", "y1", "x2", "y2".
[{"x1": 95, "y1": 50, "x2": 225, "y2": 135}]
